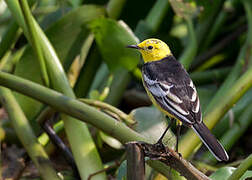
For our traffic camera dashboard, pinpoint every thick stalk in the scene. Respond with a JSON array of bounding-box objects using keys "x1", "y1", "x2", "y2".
[
  {"x1": 179, "y1": 61, "x2": 252, "y2": 158},
  {"x1": 19, "y1": 0, "x2": 49, "y2": 86},
  {"x1": 201, "y1": 0, "x2": 240, "y2": 51},
  {"x1": 0, "y1": 70, "x2": 176, "y2": 176},
  {"x1": 0, "y1": 87, "x2": 59, "y2": 180},
  {"x1": 5, "y1": 1, "x2": 106, "y2": 179},
  {"x1": 179, "y1": 18, "x2": 197, "y2": 70},
  {"x1": 106, "y1": 0, "x2": 126, "y2": 19},
  {"x1": 228, "y1": 154, "x2": 252, "y2": 180},
  {"x1": 145, "y1": 0, "x2": 169, "y2": 33},
  {"x1": 179, "y1": 0, "x2": 252, "y2": 158},
  {"x1": 135, "y1": 0, "x2": 170, "y2": 40},
  {"x1": 74, "y1": 44, "x2": 102, "y2": 97},
  {"x1": 190, "y1": 67, "x2": 230, "y2": 85},
  {"x1": 196, "y1": 0, "x2": 225, "y2": 49},
  {"x1": 79, "y1": 98, "x2": 135, "y2": 125},
  {"x1": 201, "y1": 101, "x2": 252, "y2": 163},
  {"x1": 0, "y1": 22, "x2": 19, "y2": 60}
]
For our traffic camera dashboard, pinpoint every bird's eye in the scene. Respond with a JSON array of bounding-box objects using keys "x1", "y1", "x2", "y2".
[{"x1": 147, "y1": 46, "x2": 153, "y2": 50}]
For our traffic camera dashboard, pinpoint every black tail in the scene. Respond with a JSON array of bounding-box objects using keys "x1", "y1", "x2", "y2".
[{"x1": 192, "y1": 122, "x2": 229, "y2": 161}]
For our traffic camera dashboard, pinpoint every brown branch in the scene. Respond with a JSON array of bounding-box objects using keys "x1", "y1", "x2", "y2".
[
  {"x1": 126, "y1": 142, "x2": 145, "y2": 180},
  {"x1": 129, "y1": 141, "x2": 211, "y2": 180}
]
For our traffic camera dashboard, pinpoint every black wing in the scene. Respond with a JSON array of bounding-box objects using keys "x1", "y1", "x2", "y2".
[{"x1": 142, "y1": 56, "x2": 201, "y2": 126}]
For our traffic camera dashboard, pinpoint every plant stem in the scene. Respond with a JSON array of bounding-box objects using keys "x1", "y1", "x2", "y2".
[
  {"x1": 201, "y1": 98, "x2": 252, "y2": 163},
  {"x1": 179, "y1": 18, "x2": 197, "y2": 70},
  {"x1": 192, "y1": 25, "x2": 247, "y2": 69},
  {"x1": 135, "y1": 0, "x2": 170, "y2": 40},
  {"x1": 74, "y1": 45, "x2": 103, "y2": 98},
  {"x1": 5, "y1": 1, "x2": 106, "y2": 179},
  {"x1": 0, "y1": 87, "x2": 59, "y2": 180},
  {"x1": 200, "y1": 0, "x2": 240, "y2": 51},
  {"x1": 145, "y1": 0, "x2": 169, "y2": 33},
  {"x1": 196, "y1": 0, "x2": 225, "y2": 50},
  {"x1": 106, "y1": 0, "x2": 126, "y2": 19},
  {"x1": 0, "y1": 22, "x2": 19, "y2": 60},
  {"x1": 179, "y1": 61, "x2": 252, "y2": 158},
  {"x1": 0, "y1": 70, "x2": 172, "y2": 177},
  {"x1": 179, "y1": 0, "x2": 252, "y2": 158},
  {"x1": 126, "y1": 142, "x2": 145, "y2": 180},
  {"x1": 190, "y1": 67, "x2": 230, "y2": 85},
  {"x1": 105, "y1": 68, "x2": 131, "y2": 106},
  {"x1": 228, "y1": 154, "x2": 252, "y2": 180},
  {"x1": 79, "y1": 98, "x2": 135, "y2": 125},
  {"x1": 19, "y1": 0, "x2": 49, "y2": 86}
]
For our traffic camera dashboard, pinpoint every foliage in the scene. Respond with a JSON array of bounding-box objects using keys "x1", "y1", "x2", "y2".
[{"x1": 0, "y1": 0, "x2": 252, "y2": 179}]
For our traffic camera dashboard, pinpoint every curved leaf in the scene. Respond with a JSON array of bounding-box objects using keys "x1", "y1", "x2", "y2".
[
  {"x1": 14, "y1": 5, "x2": 105, "y2": 120},
  {"x1": 89, "y1": 18, "x2": 139, "y2": 71}
]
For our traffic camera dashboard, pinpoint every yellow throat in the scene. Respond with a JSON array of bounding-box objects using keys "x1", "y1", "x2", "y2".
[{"x1": 128, "y1": 38, "x2": 172, "y2": 63}]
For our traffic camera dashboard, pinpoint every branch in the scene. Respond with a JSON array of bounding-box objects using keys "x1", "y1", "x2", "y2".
[
  {"x1": 0, "y1": 71, "x2": 212, "y2": 177},
  {"x1": 127, "y1": 141, "x2": 210, "y2": 180},
  {"x1": 126, "y1": 142, "x2": 145, "y2": 180},
  {"x1": 79, "y1": 98, "x2": 135, "y2": 126}
]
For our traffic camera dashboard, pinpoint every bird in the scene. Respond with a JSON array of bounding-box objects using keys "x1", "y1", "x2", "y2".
[{"x1": 127, "y1": 38, "x2": 229, "y2": 161}]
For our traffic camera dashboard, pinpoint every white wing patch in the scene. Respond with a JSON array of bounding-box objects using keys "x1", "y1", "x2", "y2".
[
  {"x1": 159, "y1": 83, "x2": 183, "y2": 104},
  {"x1": 189, "y1": 80, "x2": 197, "y2": 102},
  {"x1": 144, "y1": 74, "x2": 183, "y2": 104},
  {"x1": 168, "y1": 98, "x2": 189, "y2": 115},
  {"x1": 161, "y1": 96, "x2": 191, "y2": 124},
  {"x1": 143, "y1": 74, "x2": 189, "y2": 116},
  {"x1": 192, "y1": 97, "x2": 200, "y2": 113},
  {"x1": 189, "y1": 80, "x2": 200, "y2": 113},
  {"x1": 143, "y1": 74, "x2": 158, "y2": 85}
]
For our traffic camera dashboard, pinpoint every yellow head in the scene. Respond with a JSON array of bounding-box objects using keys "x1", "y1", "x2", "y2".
[{"x1": 127, "y1": 38, "x2": 172, "y2": 63}]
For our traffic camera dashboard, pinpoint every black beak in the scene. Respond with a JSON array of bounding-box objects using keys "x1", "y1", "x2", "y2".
[{"x1": 126, "y1": 45, "x2": 140, "y2": 49}]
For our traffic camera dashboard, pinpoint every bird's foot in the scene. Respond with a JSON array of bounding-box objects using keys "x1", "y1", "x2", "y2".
[{"x1": 153, "y1": 140, "x2": 167, "y2": 153}]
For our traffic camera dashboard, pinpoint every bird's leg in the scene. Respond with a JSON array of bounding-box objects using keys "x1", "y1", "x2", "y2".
[
  {"x1": 176, "y1": 124, "x2": 181, "y2": 152},
  {"x1": 176, "y1": 123, "x2": 182, "y2": 158},
  {"x1": 154, "y1": 118, "x2": 174, "y2": 151}
]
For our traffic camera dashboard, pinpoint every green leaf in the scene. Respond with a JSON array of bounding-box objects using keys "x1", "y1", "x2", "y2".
[
  {"x1": 240, "y1": 170, "x2": 252, "y2": 180},
  {"x1": 116, "y1": 160, "x2": 127, "y2": 180},
  {"x1": 210, "y1": 167, "x2": 235, "y2": 180},
  {"x1": 210, "y1": 167, "x2": 252, "y2": 180},
  {"x1": 14, "y1": 5, "x2": 105, "y2": 121},
  {"x1": 130, "y1": 106, "x2": 176, "y2": 147},
  {"x1": 89, "y1": 18, "x2": 140, "y2": 72}
]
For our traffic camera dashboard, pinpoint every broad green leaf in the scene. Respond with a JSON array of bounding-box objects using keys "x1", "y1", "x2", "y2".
[
  {"x1": 89, "y1": 18, "x2": 140, "y2": 72},
  {"x1": 14, "y1": 5, "x2": 105, "y2": 121},
  {"x1": 210, "y1": 167, "x2": 252, "y2": 180},
  {"x1": 210, "y1": 167, "x2": 235, "y2": 180},
  {"x1": 130, "y1": 106, "x2": 176, "y2": 148}
]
